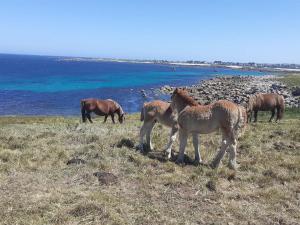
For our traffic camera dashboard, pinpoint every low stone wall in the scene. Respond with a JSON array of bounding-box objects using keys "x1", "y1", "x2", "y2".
[{"x1": 160, "y1": 75, "x2": 300, "y2": 107}]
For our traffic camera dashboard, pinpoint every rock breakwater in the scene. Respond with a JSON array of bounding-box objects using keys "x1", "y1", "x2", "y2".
[{"x1": 160, "y1": 76, "x2": 300, "y2": 107}]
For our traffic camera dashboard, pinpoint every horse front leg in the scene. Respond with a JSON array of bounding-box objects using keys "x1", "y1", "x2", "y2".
[
  {"x1": 192, "y1": 133, "x2": 202, "y2": 165},
  {"x1": 176, "y1": 129, "x2": 188, "y2": 165},
  {"x1": 139, "y1": 123, "x2": 146, "y2": 152},
  {"x1": 269, "y1": 109, "x2": 275, "y2": 122},
  {"x1": 146, "y1": 122, "x2": 155, "y2": 151},
  {"x1": 248, "y1": 111, "x2": 252, "y2": 123},
  {"x1": 103, "y1": 115, "x2": 108, "y2": 123},
  {"x1": 254, "y1": 110, "x2": 258, "y2": 123},
  {"x1": 111, "y1": 114, "x2": 115, "y2": 123},
  {"x1": 164, "y1": 125, "x2": 178, "y2": 159}
]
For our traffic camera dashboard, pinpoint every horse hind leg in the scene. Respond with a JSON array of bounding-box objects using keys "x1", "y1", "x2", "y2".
[
  {"x1": 139, "y1": 122, "x2": 151, "y2": 152},
  {"x1": 146, "y1": 122, "x2": 155, "y2": 151},
  {"x1": 275, "y1": 106, "x2": 282, "y2": 122},
  {"x1": 86, "y1": 113, "x2": 93, "y2": 123},
  {"x1": 228, "y1": 139, "x2": 237, "y2": 170},
  {"x1": 269, "y1": 109, "x2": 275, "y2": 122},
  {"x1": 176, "y1": 129, "x2": 188, "y2": 164},
  {"x1": 192, "y1": 133, "x2": 202, "y2": 165},
  {"x1": 211, "y1": 133, "x2": 230, "y2": 169}
]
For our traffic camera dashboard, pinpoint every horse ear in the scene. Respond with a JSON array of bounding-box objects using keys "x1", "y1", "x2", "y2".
[{"x1": 174, "y1": 88, "x2": 179, "y2": 93}]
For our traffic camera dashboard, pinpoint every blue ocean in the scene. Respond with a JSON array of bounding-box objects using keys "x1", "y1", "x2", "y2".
[{"x1": 0, "y1": 54, "x2": 267, "y2": 115}]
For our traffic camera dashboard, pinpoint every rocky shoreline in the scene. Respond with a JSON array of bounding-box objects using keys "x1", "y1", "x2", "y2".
[{"x1": 159, "y1": 75, "x2": 300, "y2": 108}]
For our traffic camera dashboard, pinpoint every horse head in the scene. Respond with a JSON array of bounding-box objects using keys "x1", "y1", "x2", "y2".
[
  {"x1": 171, "y1": 88, "x2": 198, "y2": 113},
  {"x1": 118, "y1": 112, "x2": 125, "y2": 123}
]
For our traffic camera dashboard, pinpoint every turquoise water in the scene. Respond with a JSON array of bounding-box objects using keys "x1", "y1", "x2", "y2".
[{"x1": 0, "y1": 54, "x2": 268, "y2": 115}]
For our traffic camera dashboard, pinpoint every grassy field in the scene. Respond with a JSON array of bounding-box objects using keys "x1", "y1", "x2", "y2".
[{"x1": 0, "y1": 109, "x2": 299, "y2": 225}]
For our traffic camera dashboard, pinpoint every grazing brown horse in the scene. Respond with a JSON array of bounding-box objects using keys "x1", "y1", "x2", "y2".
[
  {"x1": 81, "y1": 98, "x2": 125, "y2": 123},
  {"x1": 171, "y1": 88, "x2": 245, "y2": 169},
  {"x1": 247, "y1": 93, "x2": 285, "y2": 123},
  {"x1": 139, "y1": 100, "x2": 179, "y2": 158}
]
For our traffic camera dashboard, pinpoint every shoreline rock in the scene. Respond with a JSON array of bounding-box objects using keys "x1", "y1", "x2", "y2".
[{"x1": 159, "y1": 75, "x2": 300, "y2": 108}]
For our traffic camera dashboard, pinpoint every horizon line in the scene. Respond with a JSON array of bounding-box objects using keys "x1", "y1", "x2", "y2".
[{"x1": 0, "y1": 52, "x2": 299, "y2": 66}]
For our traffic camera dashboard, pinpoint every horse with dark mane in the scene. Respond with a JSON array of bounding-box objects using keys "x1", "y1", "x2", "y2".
[
  {"x1": 81, "y1": 98, "x2": 125, "y2": 123},
  {"x1": 171, "y1": 88, "x2": 245, "y2": 169},
  {"x1": 247, "y1": 93, "x2": 285, "y2": 123}
]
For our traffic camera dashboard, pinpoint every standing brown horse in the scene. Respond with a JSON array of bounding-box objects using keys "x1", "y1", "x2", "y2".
[
  {"x1": 80, "y1": 98, "x2": 125, "y2": 123},
  {"x1": 247, "y1": 93, "x2": 285, "y2": 123}
]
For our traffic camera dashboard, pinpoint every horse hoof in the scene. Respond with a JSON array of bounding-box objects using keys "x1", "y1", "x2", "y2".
[
  {"x1": 228, "y1": 163, "x2": 238, "y2": 170},
  {"x1": 164, "y1": 149, "x2": 172, "y2": 159},
  {"x1": 138, "y1": 145, "x2": 144, "y2": 152},
  {"x1": 210, "y1": 162, "x2": 219, "y2": 169},
  {"x1": 194, "y1": 160, "x2": 206, "y2": 166},
  {"x1": 175, "y1": 159, "x2": 185, "y2": 165},
  {"x1": 164, "y1": 152, "x2": 172, "y2": 159},
  {"x1": 192, "y1": 159, "x2": 201, "y2": 166}
]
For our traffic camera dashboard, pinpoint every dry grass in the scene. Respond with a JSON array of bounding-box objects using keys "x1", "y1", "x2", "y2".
[{"x1": 0, "y1": 110, "x2": 300, "y2": 225}]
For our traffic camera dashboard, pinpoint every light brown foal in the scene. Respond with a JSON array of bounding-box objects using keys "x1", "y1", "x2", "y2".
[
  {"x1": 139, "y1": 100, "x2": 179, "y2": 158},
  {"x1": 171, "y1": 88, "x2": 245, "y2": 169}
]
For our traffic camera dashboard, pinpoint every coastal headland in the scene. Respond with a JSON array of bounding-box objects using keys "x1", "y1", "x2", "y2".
[{"x1": 0, "y1": 74, "x2": 299, "y2": 225}]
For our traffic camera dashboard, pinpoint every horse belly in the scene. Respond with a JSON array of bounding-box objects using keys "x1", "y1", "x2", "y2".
[
  {"x1": 259, "y1": 99, "x2": 276, "y2": 111},
  {"x1": 195, "y1": 119, "x2": 218, "y2": 133},
  {"x1": 158, "y1": 115, "x2": 176, "y2": 128},
  {"x1": 179, "y1": 116, "x2": 218, "y2": 134},
  {"x1": 94, "y1": 110, "x2": 107, "y2": 116}
]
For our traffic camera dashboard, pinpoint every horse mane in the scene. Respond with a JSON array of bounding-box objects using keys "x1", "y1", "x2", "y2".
[
  {"x1": 175, "y1": 88, "x2": 198, "y2": 106},
  {"x1": 107, "y1": 99, "x2": 124, "y2": 115}
]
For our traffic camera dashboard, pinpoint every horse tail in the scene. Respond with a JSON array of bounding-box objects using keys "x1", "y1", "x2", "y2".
[
  {"x1": 278, "y1": 95, "x2": 285, "y2": 120},
  {"x1": 234, "y1": 105, "x2": 245, "y2": 138},
  {"x1": 140, "y1": 104, "x2": 145, "y2": 121},
  {"x1": 80, "y1": 100, "x2": 87, "y2": 122}
]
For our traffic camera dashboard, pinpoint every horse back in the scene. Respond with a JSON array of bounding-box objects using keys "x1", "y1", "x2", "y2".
[
  {"x1": 142, "y1": 100, "x2": 175, "y2": 126},
  {"x1": 81, "y1": 98, "x2": 99, "y2": 111},
  {"x1": 81, "y1": 98, "x2": 113, "y2": 115},
  {"x1": 97, "y1": 100, "x2": 117, "y2": 114},
  {"x1": 258, "y1": 93, "x2": 283, "y2": 110},
  {"x1": 178, "y1": 100, "x2": 240, "y2": 133}
]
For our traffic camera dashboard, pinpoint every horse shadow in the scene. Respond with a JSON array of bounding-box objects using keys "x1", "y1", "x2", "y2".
[{"x1": 138, "y1": 144, "x2": 204, "y2": 166}]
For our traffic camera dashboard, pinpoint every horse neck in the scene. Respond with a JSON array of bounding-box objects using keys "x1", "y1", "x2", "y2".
[
  {"x1": 115, "y1": 106, "x2": 124, "y2": 118},
  {"x1": 118, "y1": 105, "x2": 124, "y2": 116},
  {"x1": 176, "y1": 97, "x2": 196, "y2": 112}
]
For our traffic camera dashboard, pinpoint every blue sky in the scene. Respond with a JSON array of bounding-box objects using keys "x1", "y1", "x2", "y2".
[{"x1": 0, "y1": 0, "x2": 299, "y2": 63}]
